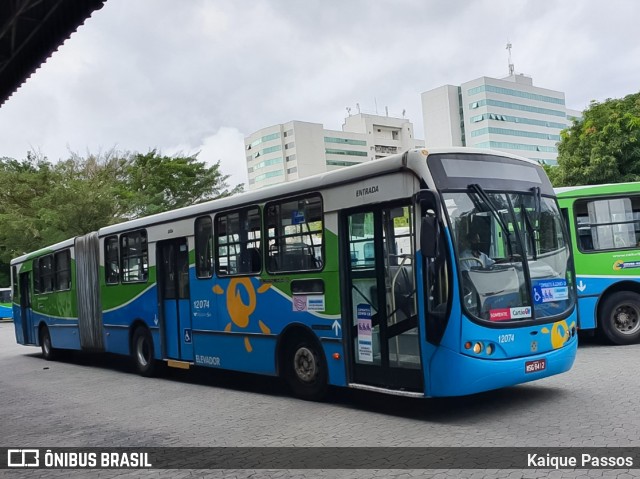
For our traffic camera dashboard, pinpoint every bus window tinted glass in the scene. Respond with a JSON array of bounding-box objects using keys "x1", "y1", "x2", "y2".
[
  {"x1": 575, "y1": 197, "x2": 640, "y2": 251},
  {"x1": 105, "y1": 236, "x2": 119, "y2": 284},
  {"x1": 215, "y1": 207, "x2": 261, "y2": 276},
  {"x1": 195, "y1": 216, "x2": 213, "y2": 278},
  {"x1": 120, "y1": 230, "x2": 148, "y2": 282},
  {"x1": 54, "y1": 250, "x2": 71, "y2": 291},
  {"x1": 266, "y1": 195, "x2": 323, "y2": 273}
]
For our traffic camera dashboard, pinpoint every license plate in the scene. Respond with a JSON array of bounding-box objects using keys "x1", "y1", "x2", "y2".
[{"x1": 525, "y1": 359, "x2": 546, "y2": 373}]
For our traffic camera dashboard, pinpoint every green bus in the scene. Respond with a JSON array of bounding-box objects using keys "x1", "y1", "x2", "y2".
[
  {"x1": 0, "y1": 287, "x2": 12, "y2": 319},
  {"x1": 556, "y1": 182, "x2": 640, "y2": 344}
]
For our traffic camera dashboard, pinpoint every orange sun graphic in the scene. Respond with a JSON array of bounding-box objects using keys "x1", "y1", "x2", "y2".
[{"x1": 213, "y1": 278, "x2": 271, "y2": 352}]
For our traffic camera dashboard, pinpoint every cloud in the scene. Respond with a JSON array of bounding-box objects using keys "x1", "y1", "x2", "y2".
[
  {"x1": 0, "y1": 0, "x2": 639, "y2": 166},
  {"x1": 166, "y1": 127, "x2": 248, "y2": 190}
]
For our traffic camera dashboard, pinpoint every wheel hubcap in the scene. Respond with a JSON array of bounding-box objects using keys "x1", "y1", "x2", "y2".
[
  {"x1": 43, "y1": 335, "x2": 50, "y2": 354},
  {"x1": 614, "y1": 304, "x2": 640, "y2": 335},
  {"x1": 294, "y1": 347, "x2": 317, "y2": 382},
  {"x1": 136, "y1": 337, "x2": 149, "y2": 366}
]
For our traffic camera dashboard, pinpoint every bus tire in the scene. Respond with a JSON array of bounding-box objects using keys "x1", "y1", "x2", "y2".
[
  {"x1": 599, "y1": 291, "x2": 640, "y2": 345},
  {"x1": 132, "y1": 327, "x2": 157, "y2": 377},
  {"x1": 40, "y1": 326, "x2": 57, "y2": 360},
  {"x1": 284, "y1": 336, "x2": 328, "y2": 401}
]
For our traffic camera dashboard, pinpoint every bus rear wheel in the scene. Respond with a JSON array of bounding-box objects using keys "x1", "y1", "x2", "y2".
[
  {"x1": 40, "y1": 326, "x2": 57, "y2": 360},
  {"x1": 132, "y1": 327, "x2": 157, "y2": 377},
  {"x1": 600, "y1": 291, "x2": 640, "y2": 345},
  {"x1": 284, "y1": 336, "x2": 328, "y2": 401}
]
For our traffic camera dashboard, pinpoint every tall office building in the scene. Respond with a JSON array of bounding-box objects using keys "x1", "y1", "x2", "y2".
[
  {"x1": 245, "y1": 113, "x2": 424, "y2": 190},
  {"x1": 421, "y1": 74, "x2": 581, "y2": 165}
]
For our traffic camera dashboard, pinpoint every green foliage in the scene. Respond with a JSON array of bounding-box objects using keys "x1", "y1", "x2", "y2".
[
  {"x1": 123, "y1": 150, "x2": 243, "y2": 217},
  {"x1": 0, "y1": 150, "x2": 243, "y2": 278},
  {"x1": 551, "y1": 91, "x2": 640, "y2": 186}
]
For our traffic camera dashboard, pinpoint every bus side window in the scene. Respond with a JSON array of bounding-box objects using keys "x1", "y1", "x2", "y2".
[{"x1": 105, "y1": 235, "x2": 120, "y2": 284}]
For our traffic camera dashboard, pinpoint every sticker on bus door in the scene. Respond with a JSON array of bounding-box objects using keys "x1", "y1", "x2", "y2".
[{"x1": 356, "y1": 304, "x2": 373, "y2": 362}]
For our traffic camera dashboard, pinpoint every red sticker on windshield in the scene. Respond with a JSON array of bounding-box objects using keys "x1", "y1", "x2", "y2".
[{"x1": 489, "y1": 309, "x2": 511, "y2": 321}]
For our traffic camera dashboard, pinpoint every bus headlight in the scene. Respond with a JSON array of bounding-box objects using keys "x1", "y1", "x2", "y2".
[{"x1": 473, "y1": 342, "x2": 483, "y2": 354}]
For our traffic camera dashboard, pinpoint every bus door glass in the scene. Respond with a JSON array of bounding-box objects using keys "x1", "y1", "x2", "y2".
[
  {"x1": 344, "y1": 204, "x2": 423, "y2": 392},
  {"x1": 157, "y1": 238, "x2": 193, "y2": 361},
  {"x1": 19, "y1": 272, "x2": 34, "y2": 344}
]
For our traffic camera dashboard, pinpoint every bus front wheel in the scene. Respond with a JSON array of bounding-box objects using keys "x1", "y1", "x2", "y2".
[
  {"x1": 40, "y1": 326, "x2": 57, "y2": 360},
  {"x1": 600, "y1": 291, "x2": 640, "y2": 345},
  {"x1": 132, "y1": 327, "x2": 157, "y2": 377},
  {"x1": 284, "y1": 336, "x2": 328, "y2": 401}
]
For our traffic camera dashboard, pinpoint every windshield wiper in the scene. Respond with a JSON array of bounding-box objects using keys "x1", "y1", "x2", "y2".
[
  {"x1": 468, "y1": 184, "x2": 514, "y2": 258},
  {"x1": 531, "y1": 186, "x2": 542, "y2": 222},
  {"x1": 520, "y1": 196, "x2": 538, "y2": 261}
]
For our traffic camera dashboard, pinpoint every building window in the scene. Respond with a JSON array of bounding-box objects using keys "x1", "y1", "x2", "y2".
[
  {"x1": 195, "y1": 216, "x2": 213, "y2": 278},
  {"x1": 266, "y1": 194, "x2": 324, "y2": 273},
  {"x1": 285, "y1": 142, "x2": 295, "y2": 149},
  {"x1": 324, "y1": 137, "x2": 367, "y2": 146},
  {"x1": 469, "y1": 99, "x2": 566, "y2": 117},
  {"x1": 287, "y1": 167, "x2": 298, "y2": 174},
  {"x1": 326, "y1": 160, "x2": 360, "y2": 167},
  {"x1": 215, "y1": 207, "x2": 262, "y2": 276},
  {"x1": 120, "y1": 230, "x2": 148, "y2": 283},
  {"x1": 286, "y1": 154, "x2": 296, "y2": 162},
  {"x1": 254, "y1": 170, "x2": 284, "y2": 182},
  {"x1": 467, "y1": 85, "x2": 565, "y2": 105},
  {"x1": 54, "y1": 250, "x2": 71, "y2": 291},
  {"x1": 325, "y1": 149, "x2": 368, "y2": 157}
]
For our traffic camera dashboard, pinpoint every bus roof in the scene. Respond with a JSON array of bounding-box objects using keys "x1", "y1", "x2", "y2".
[
  {"x1": 11, "y1": 238, "x2": 75, "y2": 266},
  {"x1": 555, "y1": 181, "x2": 640, "y2": 199},
  {"x1": 98, "y1": 147, "x2": 538, "y2": 237},
  {"x1": 12, "y1": 147, "x2": 541, "y2": 264}
]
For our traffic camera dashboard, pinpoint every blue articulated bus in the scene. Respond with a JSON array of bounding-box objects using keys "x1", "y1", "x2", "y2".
[{"x1": 11, "y1": 148, "x2": 577, "y2": 400}]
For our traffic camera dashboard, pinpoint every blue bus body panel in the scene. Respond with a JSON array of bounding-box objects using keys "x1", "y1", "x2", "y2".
[
  {"x1": 12, "y1": 304, "x2": 26, "y2": 344},
  {"x1": 573, "y1": 275, "x2": 639, "y2": 330},
  {"x1": 25, "y1": 310, "x2": 82, "y2": 350},
  {"x1": 189, "y1": 275, "x2": 345, "y2": 382},
  {"x1": 321, "y1": 340, "x2": 347, "y2": 387},
  {"x1": 179, "y1": 298, "x2": 193, "y2": 361},
  {"x1": 577, "y1": 296, "x2": 599, "y2": 330},
  {"x1": 163, "y1": 298, "x2": 180, "y2": 359},
  {"x1": 102, "y1": 286, "x2": 161, "y2": 359},
  {"x1": 428, "y1": 334, "x2": 577, "y2": 397}
]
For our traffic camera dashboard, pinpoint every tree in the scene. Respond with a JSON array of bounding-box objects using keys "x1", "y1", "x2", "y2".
[
  {"x1": 550, "y1": 91, "x2": 640, "y2": 186},
  {"x1": 0, "y1": 150, "x2": 243, "y2": 277},
  {"x1": 122, "y1": 150, "x2": 243, "y2": 217},
  {"x1": 0, "y1": 152, "x2": 127, "y2": 264}
]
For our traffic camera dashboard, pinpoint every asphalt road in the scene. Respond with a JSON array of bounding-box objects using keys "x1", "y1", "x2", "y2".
[{"x1": 1, "y1": 320, "x2": 639, "y2": 478}]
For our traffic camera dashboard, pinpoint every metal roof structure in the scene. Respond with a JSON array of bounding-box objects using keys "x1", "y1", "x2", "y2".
[{"x1": 0, "y1": 0, "x2": 106, "y2": 107}]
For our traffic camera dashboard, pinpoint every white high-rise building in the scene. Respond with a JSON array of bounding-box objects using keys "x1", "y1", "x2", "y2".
[
  {"x1": 421, "y1": 74, "x2": 581, "y2": 165},
  {"x1": 245, "y1": 113, "x2": 424, "y2": 190}
]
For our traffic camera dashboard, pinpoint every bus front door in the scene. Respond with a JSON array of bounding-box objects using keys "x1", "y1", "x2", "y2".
[
  {"x1": 19, "y1": 272, "x2": 34, "y2": 344},
  {"x1": 157, "y1": 238, "x2": 194, "y2": 362},
  {"x1": 344, "y1": 205, "x2": 423, "y2": 392}
]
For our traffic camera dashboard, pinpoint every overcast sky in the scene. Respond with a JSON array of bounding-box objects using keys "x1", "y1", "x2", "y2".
[{"x1": 1, "y1": 0, "x2": 638, "y2": 187}]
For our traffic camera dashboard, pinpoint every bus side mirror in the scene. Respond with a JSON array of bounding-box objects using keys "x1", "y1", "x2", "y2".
[{"x1": 421, "y1": 215, "x2": 439, "y2": 258}]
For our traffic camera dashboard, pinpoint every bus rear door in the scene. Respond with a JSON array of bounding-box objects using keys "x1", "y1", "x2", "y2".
[{"x1": 157, "y1": 238, "x2": 194, "y2": 362}]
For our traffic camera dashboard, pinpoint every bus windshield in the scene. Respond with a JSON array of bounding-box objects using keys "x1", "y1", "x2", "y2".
[{"x1": 444, "y1": 189, "x2": 573, "y2": 323}]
